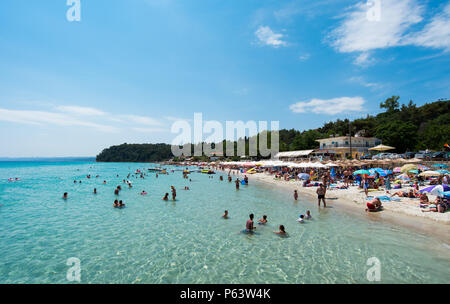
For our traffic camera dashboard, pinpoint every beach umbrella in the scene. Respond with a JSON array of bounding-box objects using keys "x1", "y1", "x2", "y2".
[
  {"x1": 400, "y1": 164, "x2": 417, "y2": 173},
  {"x1": 298, "y1": 173, "x2": 310, "y2": 180},
  {"x1": 397, "y1": 174, "x2": 410, "y2": 180},
  {"x1": 437, "y1": 169, "x2": 449, "y2": 175},
  {"x1": 442, "y1": 191, "x2": 450, "y2": 199},
  {"x1": 419, "y1": 184, "x2": 450, "y2": 194},
  {"x1": 368, "y1": 144, "x2": 395, "y2": 151},
  {"x1": 369, "y1": 168, "x2": 387, "y2": 177},
  {"x1": 431, "y1": 164, "x2": 448, "y2": 168},
  {"x1": 419, "y1": 171, "x2": 441, "y2": 177},
  {"x1": 417, "y1": 164, "x2": 430, "y2": 171},
  {"x1": 353, "y1": 169, "x2": 370, "y2": 175}
]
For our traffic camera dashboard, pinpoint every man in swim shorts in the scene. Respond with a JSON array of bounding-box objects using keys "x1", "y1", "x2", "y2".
[
  {"x1": 316, "y1": 184, "x2": 326, "y2": 207},
  {"x1": 246, "y1": 214, "x2": 255, "y2": 232}
]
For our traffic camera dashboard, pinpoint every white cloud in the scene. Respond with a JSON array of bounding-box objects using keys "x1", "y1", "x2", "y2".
[
  {"x1": 289, "y1": 97, "x2": 365, "y2": 115},
  {"x1": 405, "y1": 2, "x2": 450, "y2": 51},
  {"x1": 55, "y1": 105, "x2": 106, "y2": 116},
  {"x1": 132, "y1": 127, "x2": 167, "y2": 133},
  {"x1": 327, "y1": 1, "x2": 450, "y2": 64},
  {"x1": 255, "y1": 26, "x2": 287, "y2": 47},
  {"x1": 348, "y1": 76, "x2": 384, "y2": 90},
  {"x1": 0, "y1": 108, "x2": 118, "y2": 133},
  {"x1": 122, "y1": 115, "x2": 163, "y2": 126},
  {"x1": 328, "y1": 0, "x2": 423, "y2": 53},
  {"x1": 299, "y1": 53, "x2": 311, "y2": 61}
]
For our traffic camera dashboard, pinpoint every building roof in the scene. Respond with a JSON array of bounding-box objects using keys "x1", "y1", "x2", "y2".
[
  {"x1": 274, "y1": 150, "x2": 314, "y2": 158},
  {"x1": 316, "y1": 136, "x2": 379, "y2": 142}
]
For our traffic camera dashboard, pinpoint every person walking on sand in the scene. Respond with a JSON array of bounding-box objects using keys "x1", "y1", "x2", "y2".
[{"x1": 316, "y1": 184, "x2": 326, "y2": 207}]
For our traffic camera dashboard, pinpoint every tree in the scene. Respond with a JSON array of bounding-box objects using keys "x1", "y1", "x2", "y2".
[{"x1": 380, "y1": 96, "x2": 400, "y2": 112}]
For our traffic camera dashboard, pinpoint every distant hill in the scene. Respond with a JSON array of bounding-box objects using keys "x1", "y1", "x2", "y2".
[
  {"x1": 96, "y1": 143, "x2": 173, "y2": 162},
  {"x1": 96, "y1": 98, "x2": 449, "y2": 162}
]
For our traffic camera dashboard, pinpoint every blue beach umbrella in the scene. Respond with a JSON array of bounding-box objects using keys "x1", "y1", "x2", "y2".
[
  {"x1": 369, "y1": 168, "x2": 387, "y2": 177},
  {"x1": 353, "y1": 169, "x2": 370, "y2": 175},
  {"x1": 298, "y1": 173, "x2": 310, "y2": 180},
  {"x1": 431, "y1": 164, "x2": 448, "y2": 168},
  {"x1": 437, "y1": 170, "x2": 449, "y2": 174}
]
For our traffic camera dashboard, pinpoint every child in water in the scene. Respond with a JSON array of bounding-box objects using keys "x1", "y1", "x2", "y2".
[
  {"x1": 305, "y1": 210, "x2": 312, "y2": 219},
  {"x1": 296, "y1": 215, "x2": 305, "y2": 223},
  {"x1": 162, "y1": 193, "x2": 169, "y2": 201},
  {"x1": 274, "y1": 225, "x2": 286, "y2": 235},
  {"x1": 258, "y1": 215, "x2": 268, "y2": 224}
]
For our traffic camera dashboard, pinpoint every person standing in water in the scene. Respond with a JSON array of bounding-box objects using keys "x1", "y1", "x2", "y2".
[
  {"x1": 294, "y1": 190, "x2": 298, "y2": 201},
  {"x1": 93, "y1": 188, "x2": 97, "y2": 194},
  {"x1": 245, "y1": 214, "x2": 255, "y2": 232},
  {"x1": 235, "y1": 178, "x2": 240, "y2": 190},
  {"x1": 62, "y1": 192, "x2": 68, "y2": 200},
  {"x1": 316, "y1": 184, "x2": 326, "y2": 207},
  {"x1": 171, "y1": 186, "x2": 176, "y2": 200},
  {"x1": 162, "y1": 193, "x2": 169, "y2": 201},
  {"x1": 222, "y1": 210, "x2": 229, "y2": 219}
]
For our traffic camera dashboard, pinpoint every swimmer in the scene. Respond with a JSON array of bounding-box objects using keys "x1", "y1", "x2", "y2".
[
  {"x1": 119, "y1": 200, "x2": 125, "y2": 208},
  {"x1": 258, "y1": 215, "x2": 268, "y2": 224},
  {"x1": 245, "y1": 214, "x2": 256, "y2": 232},
  {"x1": 103, "y1": 180, "x2": 107, "y2": 184},
  {"x1": 297, "y1": 215, "x2": 305, "y2": 223},
  {"x1": 294, "y1": 190, "x2": 298, "y2": 201},
  {"x1": 184, "y1": 186, "x2": 190, "y2": 190},
  {"x1": 114, "y1": 188, "x2": 119, "y2": 196},
  {"x1": 62, "y1": 192, "x2": 68, "y2": 200},
  {"x1": 305, "y1": 210, "x2": 312, "y2": 219},
  {"x1": 113, "y1": 200, "x2": 119, "y2": 208},
  {"x1": 162, "y1": 193, "x2": 169, "y2": 201},
  {"x1": 140, "y1": 190, "x2": 147, "y2": 195},
  {"x1": 222, "y1": 210, "x2": 229, "y2": 219},
  {"x1": 274, "y1": 225, "x2": 286, "y2": 235},
  {"x1": 93, "y1": 188, "x2": 97, "y2": 194}
]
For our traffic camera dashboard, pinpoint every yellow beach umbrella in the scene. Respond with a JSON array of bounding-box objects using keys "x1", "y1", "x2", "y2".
[
  {"x1": 369, "y1": 144, "x2": 395, "y2": 151},
  {"x1": 400, "y1": 164, "x2": 417, "y2": 173}
]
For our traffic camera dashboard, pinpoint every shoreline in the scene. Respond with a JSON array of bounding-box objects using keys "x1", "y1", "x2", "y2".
[{"x1": 224, "y1": 170, "x2": 450, "y2": 244}]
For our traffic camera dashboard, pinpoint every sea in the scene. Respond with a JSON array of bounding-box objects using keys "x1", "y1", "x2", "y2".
[{"x1": 0, "y1": 160, "x2": 449, "y2": 283}]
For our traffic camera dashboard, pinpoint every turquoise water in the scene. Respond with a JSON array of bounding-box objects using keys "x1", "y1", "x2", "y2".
[{"x1": 0, "y1": 161, "x2": 449, "y2": 284}]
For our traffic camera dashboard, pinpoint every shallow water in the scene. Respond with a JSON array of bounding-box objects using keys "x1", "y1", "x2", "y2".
[{"x1": 0, "y1": 161, "x2": 449, "y2": 284}]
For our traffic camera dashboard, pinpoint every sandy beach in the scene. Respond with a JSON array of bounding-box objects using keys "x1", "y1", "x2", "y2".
[{"x1": 226, "y1": 170, "x2": 450, "y2": 243}]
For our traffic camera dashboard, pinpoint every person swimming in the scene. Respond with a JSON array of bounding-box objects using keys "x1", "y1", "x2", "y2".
[
  {"x1": 305, "y1": 210, "x2": 312, "y2": 219},
  {"x1": 93, "y1": 188, "x2": 97, "y2": 194},
  {"x1": 258, "y1": 215, "x2": 268, "y2": 224},
  {"x1": 297, "y1": 215, "x2": 305, "y2": 223},
  {"x1": 118, "y1": 200, "x2": 125, "y2": 208},
  {"x1": 140, "y1": 190, "x2": 147, "y2": 195},
  {"x1": 62, "y1": 192, "x2": 68, "y2": 200},
  {"x1": 274, "y1": 225, "x2": 286, "y2": 235},
  {"x1": 162, "y1": 193, "x2": 169, "y2": 201},
  {"x1": 222, "y1": 210, "x2": 229, "y2": 219},
  {"x1": 113, "y1": 199, "x2": 119, "y2": 208}
]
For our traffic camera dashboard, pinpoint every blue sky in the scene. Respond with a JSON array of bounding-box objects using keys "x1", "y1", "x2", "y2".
[{"x1": 0, "y1": 0, "x2": 449, "y2": 157}]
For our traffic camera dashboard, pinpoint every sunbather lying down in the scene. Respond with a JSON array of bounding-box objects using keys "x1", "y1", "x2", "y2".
[
  {"x1": 421, "y1": 198, "x2": 449, "y2": 213},
  {"x1": 366, "y1": 198, "x2": 382, "y2": 212},
  {"x1": 391, "y1": 189, "x2": 416, "y2": 198}
]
